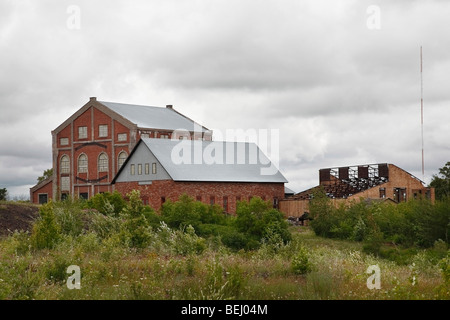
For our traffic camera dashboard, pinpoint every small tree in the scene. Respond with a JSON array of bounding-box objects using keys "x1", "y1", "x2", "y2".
[
  {"x1": 37, "y1": 168, "x2": 54, "y2": 184},
  {"x1": 430, "y1": 161, "x2": 450, "y2": 201},
  {"x1": 0, "y1": 188, "x2": 7, "y2": 201}
]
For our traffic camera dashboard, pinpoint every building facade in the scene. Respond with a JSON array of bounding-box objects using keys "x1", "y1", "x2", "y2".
[
  {"x1": 280, "y1": 163, "x2": 435, "y2": 217},
  {"x1": 112, "y1": 138, "x2": 287, "y2": 214},
  {"x1": 30, "y1": 97, "x2": 211, "y2": 203}
]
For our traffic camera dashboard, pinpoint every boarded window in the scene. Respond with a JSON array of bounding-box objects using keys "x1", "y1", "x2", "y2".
[
  {"x1": 98, "y1": 153, "x2": 108, "y2": 172},
  {"x1": 145, "y1": 163, "x2": 149, "y2": 175},
  {"x1": 118, "y1": 133, "x2": 127, "y2": 142},
  {"x1": 61, "y1": 176, "x2": 70, "y2": 191},
  {"x1": 61, "y1": 155, "x2": 70, "y2": 174},
  {"x1": 78, "y1": 126, "x2": 87, "y2": 139},
  {"x1": 130, "y1": 164, "x2": 135, "y2": 175},
  {"x1": 152, "y1": 163, "x2": 157, "y2": 174},
  {"x1": 78, "y1": 154, "x2": 88, "y2": 173},
  {"x1": 118, "y1": 152, "x2": 127, "y2": 169},
  {"x1": 60, "y1": 138, "x2": 69, "y2": 146},
  {"x1": 99, "y1": 125, "x2": 108, "y2": 137},
  {"x1": 138, "y1": 164, "x2": 142, "y2": 175}
]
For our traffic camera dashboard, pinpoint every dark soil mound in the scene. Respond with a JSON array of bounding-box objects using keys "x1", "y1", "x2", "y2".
[{"x1": 0, "y1": 203, "x2": 39, "y2": 237}]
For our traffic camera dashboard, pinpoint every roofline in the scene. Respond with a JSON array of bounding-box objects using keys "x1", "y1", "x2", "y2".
[
  {"x1": 30, "y1": 176, "x2": 53, "y2": 192},
  {"x1": 111, "y1": 139, "x2": 143, "y2": 184},
  {"x1": 52, "y1": 98, "x2": 137, "y2": 136}
]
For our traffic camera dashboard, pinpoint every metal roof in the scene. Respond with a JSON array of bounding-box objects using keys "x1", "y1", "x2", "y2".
[
  {"x1": 140, "y1": 138, "x2": 288, "y2": 183},
  {"x1": 99, "y1": 101, "x2": 208, "y2": 132}
]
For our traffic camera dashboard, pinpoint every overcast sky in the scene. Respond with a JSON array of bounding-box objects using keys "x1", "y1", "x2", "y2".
[{"x1": 1, "y1": 0, "x2": 449, "y2": 198}]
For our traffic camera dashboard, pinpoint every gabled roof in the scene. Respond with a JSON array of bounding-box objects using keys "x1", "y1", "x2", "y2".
[
  {"x1": 112, "y1": 138, "x2": 288, "y2": 184},
  {"x1": 99, "y1": 101, "x2": 209, "y2": 132},
  {"x1": 30, "y1": 175, "x2": 53, "y2": 192}
]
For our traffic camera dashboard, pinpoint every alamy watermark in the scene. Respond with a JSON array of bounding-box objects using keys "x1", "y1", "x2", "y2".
[
  {"x1": 366, "y1": 264, "x2": 381, "y2": 290},
  {"x1": 169, "y1": 125, "x2": 280, "y2": 176},
  {"x1": 366, "y1": 5, "x2": 381, "y2": 30},
  {"x1": 67, "y1": 265, "x2": 81, "y2": 289},
  {"x1": 67, "y1": 5, "x2": 81, "y2": 30}
]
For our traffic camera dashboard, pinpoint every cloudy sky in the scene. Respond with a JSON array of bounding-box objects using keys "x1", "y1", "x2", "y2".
[{"x1": 1, "y1": 0, "x2": 449, "y2": 198}]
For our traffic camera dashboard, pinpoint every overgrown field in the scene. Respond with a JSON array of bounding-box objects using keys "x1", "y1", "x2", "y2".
[{"x1": 0, "y1": 193, "x2": 448, "y2": 300}]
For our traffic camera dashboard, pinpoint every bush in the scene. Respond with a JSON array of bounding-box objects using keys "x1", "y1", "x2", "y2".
[
  {"x1": 31, "y1": 202, "x2": 61, "y2": 249},
  {"x1": 235, "y1": 197, "x2": 291, "y2": 246},
  {"x1": 87, "y1": 191, "x2": 126, "y2": 216},
  {"x1": 291, "y1": 246, "x2": 312, "y2": 275}
]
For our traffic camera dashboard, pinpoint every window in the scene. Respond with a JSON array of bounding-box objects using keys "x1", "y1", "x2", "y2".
[
  {"x1": 210, "y1": 196, "x2": 215, "y2": 205},
  {"x1": 98, "y1": 153, "x2": 108, "y2": 172},
  {"x1": 60, "y1": 155, "x2": 70, "y2": 174},
  {"x1": 161, "y1": 197, "x2": 166, "y2": 205},
  {"x1": 99, "y1": 125, "x2": 108, "y2": 137},
  {"x1": 78, "y1": 154, "x2": 88, "y2": 173},
  {"x1": 273, "y1": 197, "x2": 279, "y2": 209},
  {"x1": 141, "y1": 133, "x2": 149, "y2": 139},
  {"x1": 145, "y1": 163, "x2": 149, "y2": 175},
  {"x1": 79, "y1": 192, "x2": 88, "y2": 200},
  {"x1": 38, "y1": 194, "x2": 48, "y2": 204},
  {"x1": 130, "y1": 164, "x2": 135, "y2": 175},
  {"x1": 60, "y1": 138, "x2": 69, "y2": 146},
  {"x1": 160, "y1": 134, "x2": 169, "y2": 139},
  {"x1": 61, "y1": 176, "x2": 70, "y2": 191},
  {"x1": 118, "y1": 133, "x2": 127, "y2": 142},
  {"x1": 223, "y1": 196, "x2": 228, "y2": 212},
  {"x1": 379, "y1": 188, "x2": 386, "y2": 199},
  {"x1": 138, "y1": 164, "x2": 142, "y2": 175},
  {"x1": 78, "y1": 126, "x2": 87, "y2": 139},
  {"x1": 152, "y1": 163, "x2": 157, "y2": 174},
  {"x1": 236, "y1": 196, "x2": 241, "y2": 202},
  {"x1": 61, "y1": 193, "x2": 69, "y2": 201},
  {"x1": 196, "y1": 195, "x2": 202, "y2": 202},
  {"x1": 118, "y1": 152, "x2": 127, "y2": 169}
]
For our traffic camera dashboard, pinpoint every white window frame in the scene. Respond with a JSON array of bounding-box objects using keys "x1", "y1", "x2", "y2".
[
  {"x1": 60, "y1": 155, "x2": 70, "y2": 174},
  {"x1": 98, "y1": 153, "x2": 108, "y2": 172},
  {"x1": 60, "y1": 137, "x2": 69, "y2": 146},
  {"x1": 78, "y1": 126, "x2": 88, "y2": 139},
  {"x1": 61, "y1": 176, "x2": 70, "y2": 191},
  {"x1": 99, "y1": 125, "x2": 108, "y2": 138},
  {"x1": 78, "y1": 154, "x2": 88, "y2": 173},
  {"x1": 118, "y1": 133, "x2": 127, "y2": 142}
]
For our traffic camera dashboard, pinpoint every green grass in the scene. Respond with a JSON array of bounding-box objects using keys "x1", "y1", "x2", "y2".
[{"x1": 0, "y1": 226, "x2": 447, "y2": 300}]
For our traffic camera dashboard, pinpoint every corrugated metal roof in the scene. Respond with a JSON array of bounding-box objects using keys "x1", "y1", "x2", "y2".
[
  {"x1": 99, "y1": 101, "x2": 208, "y2": 132},
  {"x1": 141, "y1": 138, "x2": 288, "y2": 183}
]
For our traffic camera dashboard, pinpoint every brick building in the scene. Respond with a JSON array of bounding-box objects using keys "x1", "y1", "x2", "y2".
[
  {"x1": 112, "y1": 138, "x2": 287, "y2": 214},
  {"x1": 30, "y1": 97, "x2": 211, "y2": 204},
  {"x1": 280, "y1": 163, "x2": 435, "y2": 217}
]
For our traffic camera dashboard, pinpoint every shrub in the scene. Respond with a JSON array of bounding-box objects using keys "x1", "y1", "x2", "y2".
[
  {"x1": 87, "y1": 191, "x2": 126, "y2": 216},
  {"x1": 31, "y1": 202, "x2": 61, "y2": 249},
  {"x1": 235, "y1": 197, "x2": 291, "y2": 246},
  {"x1": 291, "y1": 246, "x2": 312, "y2": 275}
]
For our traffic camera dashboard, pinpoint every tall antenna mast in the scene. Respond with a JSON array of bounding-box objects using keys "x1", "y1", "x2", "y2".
[{"x1": 420, "y1": 46, "x2": 424, "y2": 181}]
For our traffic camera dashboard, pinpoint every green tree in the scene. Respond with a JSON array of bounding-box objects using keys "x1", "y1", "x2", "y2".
[
  {"x1": 0, "y1": 188, "x2": 7, "y2": 201},
  {"x1": 37, "y1": 168, "x2": 54, "y2": 184},
  {"x1": 430, "y1": 161, "x2": 450, "y2": 201}
]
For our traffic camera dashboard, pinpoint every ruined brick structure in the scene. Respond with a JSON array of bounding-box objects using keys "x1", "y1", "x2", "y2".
[{"x1": 280, "y1": 163, "x2": 435, "y2": 217}]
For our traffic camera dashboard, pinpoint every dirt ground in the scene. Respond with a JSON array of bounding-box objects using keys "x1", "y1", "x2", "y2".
[{"x1": 0, "y1": 203, "x2": 39, "y2": 237}]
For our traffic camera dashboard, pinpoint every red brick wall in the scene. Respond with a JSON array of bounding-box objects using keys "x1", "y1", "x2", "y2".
[
  {"x1": 114, "y1": 180, "x2": 285, "y2": 214},
  {"x1": 31, "y1": 180, "x2": 53, "y2": 203}
]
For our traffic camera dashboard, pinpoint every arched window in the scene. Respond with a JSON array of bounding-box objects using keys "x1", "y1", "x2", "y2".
[
  {"x1": 98, "y1": 153, "x2": 108, "y2": 172},
  {"x1": 60, "y1": 155, "x2": 70, "y2": 174},
  {"x1": 118, "y1": 151, "x2": 127, "y2": 170},
  {"x1": 78, "y1": 154, "x2": 88, "y2": 173}
]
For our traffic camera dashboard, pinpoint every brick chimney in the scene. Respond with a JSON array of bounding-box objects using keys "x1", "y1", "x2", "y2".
[{"x1": 90, "y1": 97, "x2": 97, "y2": 101}]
